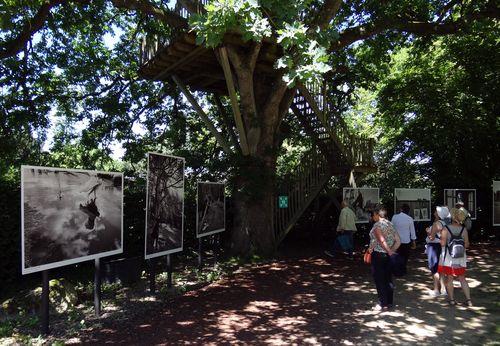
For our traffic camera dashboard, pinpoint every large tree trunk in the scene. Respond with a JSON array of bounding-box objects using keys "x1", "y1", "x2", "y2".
[
  {"x1": 230, "y1": 154, "x2": 277, "y2": 256},
  {"x1": 224, "y1": 44, "x2": 294, "y2": 257}
]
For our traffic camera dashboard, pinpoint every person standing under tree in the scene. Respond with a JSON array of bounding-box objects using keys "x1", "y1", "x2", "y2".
[
  {"x1": 426, "y1": 206, "x2": 451, "y2": 297},
  {"x1": 438, "y1": 207, "x2": 472, "y2": 306},
  {"x1": 391, "y1": 204, "x2": 416, "y2": 272},
  {"x1": 325, "y1": 200, "x2": 357, "y2": 259},
  {"x1": 368, "y1": 206, "x2": 401, "y2": 310}
]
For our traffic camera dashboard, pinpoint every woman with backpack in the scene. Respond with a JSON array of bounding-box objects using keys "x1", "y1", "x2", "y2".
[
  {"x1": 426, "y1": 206, "x2": 451, "y2": 297},
  {"x1": 438, "y1": 207, "x2": 472, "y2": 306}
]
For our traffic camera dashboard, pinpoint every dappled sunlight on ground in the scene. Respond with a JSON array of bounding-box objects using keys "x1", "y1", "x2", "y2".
[{"x1": 78, "y1": 244, "x2": 499, "y2": 345}]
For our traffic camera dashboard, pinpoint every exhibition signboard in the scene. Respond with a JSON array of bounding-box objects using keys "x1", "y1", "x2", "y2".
[
  {"x1": 21, "y1": 166, "x2": 123, "y2": 274},
  {"x1": 145, "y1": 153, "x2": 185, "y2": 259},
  {"x1": 493, "y1": 181, "x2": 500, "y2": 226},
  {"x1": 196, "y1": 182, "x2": 225, "y2": 238},
  {"x1": 444, "y1": 189, "x2": 477, "y2": 219},
  {"x1": 394, "y1": 188, "x2": 431, "y2": 222},
  {"x1": 342, "y1": 187, "x2": 380, "y2": 223}
]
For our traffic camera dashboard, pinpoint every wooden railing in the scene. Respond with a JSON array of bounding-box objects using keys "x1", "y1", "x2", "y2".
[
  {"x1": 273, "y1": 149, "x2": 332, "y2": 243},
  {"x1": 139, "y1": 0, "x2": 208, "y2": 66},
  {"x1": 296, "y1": 81, "x2": 375, "y2": 168}
]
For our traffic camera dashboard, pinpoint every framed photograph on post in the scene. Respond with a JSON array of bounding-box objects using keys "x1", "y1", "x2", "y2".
[
  {"x1": 444, "y1": 189, "x2": 477, "y2": 219},
  {"x1": 145, "y1": 153, "x2": 185, "y2": 260},
  {"x1": 493, "y1": 181, "x2": 500, "y2": 227},
  {"x1": 342, "y1": 187, "x2": 380, "y2": 223},
  {"x1": 196, "y1": 182, "x2": 225, "y2": 238},
  {"x1": 21, "y1": 166, "x2": 123, "y2": 275},
  {"x1": 394, "y1": 188, "x2": 431, "y2": 222}
]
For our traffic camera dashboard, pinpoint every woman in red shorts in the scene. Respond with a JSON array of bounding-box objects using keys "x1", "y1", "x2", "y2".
[{"x1": 438, "y1": 207, "x2": 471, "y2": 306}]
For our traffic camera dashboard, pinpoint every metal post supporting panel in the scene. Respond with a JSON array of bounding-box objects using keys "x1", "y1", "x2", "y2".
[
  {"x1": 94, "y1": 258, "x2": 101, "y2": 317},
  {"x1": 41, "y1": 270, "x2": 50, "y2": 335}
]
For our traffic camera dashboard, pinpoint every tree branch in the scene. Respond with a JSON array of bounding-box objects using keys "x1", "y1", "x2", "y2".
[
  {"x1": 111, "y1": 0, "x2": 188, "y2": 29},
  {"x1": 247, "y1": 41, "x2": 262, "y2": 72},
  {"x1": 0, "y1": 0, "x2": 66, "y2": 59},
  {"x1": 276, "y1": 87, "x2": 296, "y2": 134},
  {"x1": 177, "y1": 0, "x2": 205, "y2": 15},
  {"x1": 309, "y1": 0, "x2": 343, "y2": 30},
  {"x1": 213, "y1": 94, "x2": 240, "y2": 151},
  {"x1": 262, "y1": 72, "x2": 287, "y2": 119},
  {"x1": 330, "y1": 6, "x2": 500, "y2": 52},
  {"x1": 437, "y1": 0, "x2": 462, "y2": 22},
  {"x1": 0, "y1": 0, "x2": 187, "y2": 60}
]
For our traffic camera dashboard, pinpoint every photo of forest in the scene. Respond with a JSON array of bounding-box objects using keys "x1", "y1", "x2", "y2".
[
  {"x1": 145, "y1": 153, "x2": 184, "y2": 258},
  {"x1": 22, "y1": 166, "x2": 123, "y2": 274},
  {"x1": 197, "y1": 182, "x2": 225, "y2": 238}
]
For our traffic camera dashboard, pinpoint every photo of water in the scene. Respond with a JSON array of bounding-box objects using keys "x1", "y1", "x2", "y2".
[{"x1": 22, "y1": 166, "x2": 123, "y2": 273}]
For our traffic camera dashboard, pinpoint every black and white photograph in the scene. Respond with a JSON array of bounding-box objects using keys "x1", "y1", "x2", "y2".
[
  {"x1": 420, "y1": 208, "x2": 429, "y2": 220},
  {"x1": 21, "y1": 166, "x2": 123, "y2": 274},
  {"x1": 444, "y1": 189, "x2": 477, "y2": 219},
  {"x1": 493, "y1": 181, "x2": 500, "y2": 226},
  {"x1": 145, "y1": 153, "x2": 185, "y2": 259},
  {"x1": 197, "y1": 182, "x2": 225, "y2": 238},
  {"x1": 343, "y1": 187, "x2": 379, "y2": 223},
  {"x1": 394, "y1": 188, "x2": 431, "y2": 222},
  {"x1": 413, "y1": 208, "x2": 421, "y2": 220}
]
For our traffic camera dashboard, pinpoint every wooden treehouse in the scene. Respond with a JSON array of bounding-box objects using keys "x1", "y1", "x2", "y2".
[{"x1": 138, "y1": 2, "x2": 376, "y2": 243}]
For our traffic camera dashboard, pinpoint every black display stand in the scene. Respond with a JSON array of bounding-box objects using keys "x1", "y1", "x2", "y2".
[
  {"x1": 166, "y1": 255, "x2": 173, "y2": 288},
  {"x1": 94, "y1": 258, "x2": 101, "y2": 317},
  {"x1": 41, "y1": 270, "x2": 50, "y2": 335},
  {"x1": 213, "y1": 234, "x2": 219, "y2": 267},
  {"x1": 198, "y1": 237, "x2": 203, "y2": 269},
  {"x1": 149, "y1": 258, "x2": 157, "y2": 294}
]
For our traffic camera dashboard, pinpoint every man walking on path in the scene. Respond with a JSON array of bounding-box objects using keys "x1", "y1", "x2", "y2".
[
  {"x1": 391, "y1": 204, "x2": 416, "y2": 270},
  {"x1": 325, "y1": 200, "x2": 357, "y2": 259}
]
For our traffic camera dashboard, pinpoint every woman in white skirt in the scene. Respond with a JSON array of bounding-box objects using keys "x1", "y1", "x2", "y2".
[{"x1": 438, "y1": 207, "x2": 471, "y2": 306}]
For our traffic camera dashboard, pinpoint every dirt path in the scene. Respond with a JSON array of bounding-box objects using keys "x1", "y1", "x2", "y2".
[{"x1": 77, "y1": 244, "x2": 500, "y2": 345}]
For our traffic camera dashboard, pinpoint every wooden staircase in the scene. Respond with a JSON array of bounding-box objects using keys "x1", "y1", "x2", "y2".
[
  {"x1": 273, "y1": 149, "x2": 333, "y2": 243},
  {"x1": 273, "y1": 82, "x2": 376, "y2": 243}
]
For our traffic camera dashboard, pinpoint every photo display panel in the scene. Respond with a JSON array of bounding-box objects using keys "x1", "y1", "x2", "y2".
[
  {"x1": 494, "y1": 181, "x2": 500, "y2": 226},
  {"x1": 145, "y1": 153, "x2": 185, "y2": 259},
  {"x1": 342, "y1": 187, "x2": 380, "y2": 223},
  {"x1": 197, "y1": 182, "x2": 225, "y2": 238},
  {"x1": 394, "y1": 188, "x2": 431, "y2": 222},
  {"x1": 21, "y1": 166, "x2": 123, "y2": 274},
  {"x1": 444, "y1": 189, "x2": 477, "y2": 219}
]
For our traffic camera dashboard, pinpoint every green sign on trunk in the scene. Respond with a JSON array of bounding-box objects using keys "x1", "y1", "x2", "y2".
[{"x1": 278, "y1": 195, "x2": 288, "y2": 209}]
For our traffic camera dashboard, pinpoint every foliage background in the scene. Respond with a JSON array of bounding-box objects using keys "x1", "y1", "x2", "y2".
[{"x1": 0, "y1": 1, "x2": 499, "y2": 296}]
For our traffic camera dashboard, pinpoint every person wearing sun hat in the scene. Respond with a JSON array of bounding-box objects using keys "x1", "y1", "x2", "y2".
[{"x1": 425, "y1": 206, "x2": 451, "y2": 296}]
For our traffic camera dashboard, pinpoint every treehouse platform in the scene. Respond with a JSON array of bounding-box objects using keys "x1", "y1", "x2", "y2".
[{"x1": 139, "y1": 32, "x2": 280, "y2": 95}]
